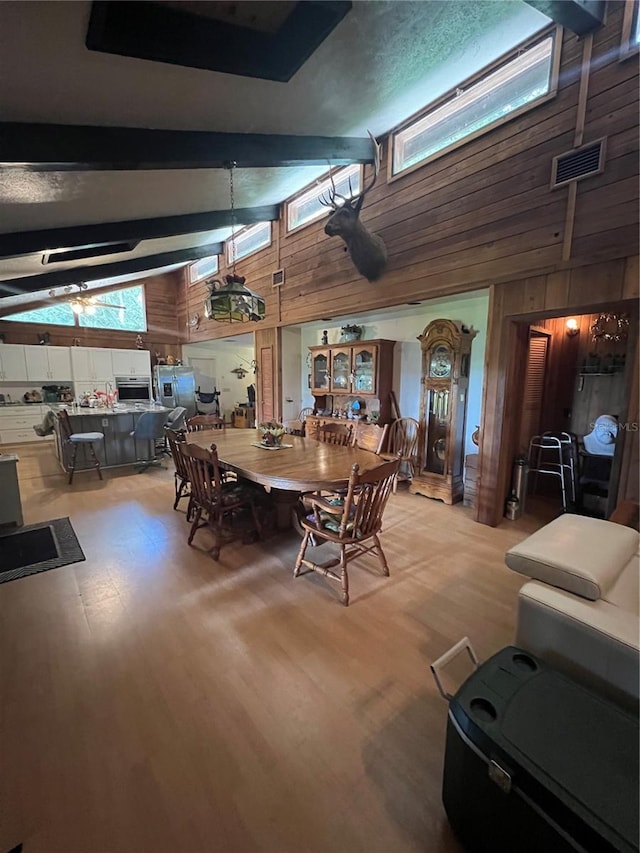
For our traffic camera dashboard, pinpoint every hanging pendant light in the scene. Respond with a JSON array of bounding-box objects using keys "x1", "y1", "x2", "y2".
[{"x1": 204, "y1": 162, "x2": 266, "y2": 324}]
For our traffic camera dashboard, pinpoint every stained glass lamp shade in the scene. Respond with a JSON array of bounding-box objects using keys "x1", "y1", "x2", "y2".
[{"x1": 204, "y1": 276, "x2": 265, "y2": 324}]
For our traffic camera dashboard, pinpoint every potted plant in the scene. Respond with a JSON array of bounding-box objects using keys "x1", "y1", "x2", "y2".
[
  {"x1": 259, "y1": 420, "x2": 286, "y2": 446},
  {"x1": 340, "y1": 324, "x2": 363, "y2": 342}
]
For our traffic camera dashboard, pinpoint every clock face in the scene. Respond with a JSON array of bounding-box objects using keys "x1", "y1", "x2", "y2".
[{"x1": 429, "y1": 345, "x2": 452, "y2": 379}]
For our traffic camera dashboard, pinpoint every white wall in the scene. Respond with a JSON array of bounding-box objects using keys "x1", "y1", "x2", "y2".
[
  {"x1": 299, "y1": 291, "x2": 489, "y2": 456},
  {"x1": 182, "y1": 341, "x2": 255, "y2": 421}
]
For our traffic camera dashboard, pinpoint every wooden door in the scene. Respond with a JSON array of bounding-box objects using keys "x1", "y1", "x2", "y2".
[
  {"x1": 518, "y1": 330, "x2": 550, "y2": 454},
  {"x1": 255, "y1": 327, "x2": 281, "y2": 424}
]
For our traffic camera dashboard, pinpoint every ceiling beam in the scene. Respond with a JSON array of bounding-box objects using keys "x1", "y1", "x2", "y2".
[
  {"x1": 0, "y1": 205, "x2": 279, "y2": 259},
  {"x1": 0, "y1": 242, "x2": 223, "y2": 297},
  {"x1": 0, "y1": 124, "x2": 375, "y2": 171},
  {"x1": 524, "y1": 1, "x2": 605, "y2": 35}
]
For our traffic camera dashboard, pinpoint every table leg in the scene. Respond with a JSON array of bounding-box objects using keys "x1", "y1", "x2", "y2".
[{"x1": 270, "y1": 488, "x2": 303, "y2": 531}]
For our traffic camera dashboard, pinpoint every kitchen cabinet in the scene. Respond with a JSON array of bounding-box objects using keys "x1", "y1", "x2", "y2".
[
  {"x1": 0, "y1": 344, "x2": 28, "y2": 381},
  {"x1": 24, "y1": 345, "x2": 72, "y2": 381},
  {"x1": 0, "y1": 405, "x2": 52, "y2": 445},
  {"x1": 111, "y1": 349, "x2": 151, "y2": 377},
  {"x1": 71, "y1": 347, "x2": 114, "y2": 383},
  {"x1": 308, "y1": 339, "x2": 395, "y2": 423}
]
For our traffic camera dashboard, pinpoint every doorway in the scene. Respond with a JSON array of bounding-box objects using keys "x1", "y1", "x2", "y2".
[{"x1": 517, "y1": 310, "x2": 636, "y2": 522}]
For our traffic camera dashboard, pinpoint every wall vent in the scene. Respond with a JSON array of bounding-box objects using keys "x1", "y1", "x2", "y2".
[
  {"x1": 272, "y1": 268, "x2": 285, "y2": 287},
  {"x1": 551, "y1": 138, "x2": 606, "y2": 189}
]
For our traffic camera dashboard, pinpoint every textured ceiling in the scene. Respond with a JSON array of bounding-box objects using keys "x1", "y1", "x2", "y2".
[{"x1": 0, "y1": 0, "x2": 549, "y2": 295}]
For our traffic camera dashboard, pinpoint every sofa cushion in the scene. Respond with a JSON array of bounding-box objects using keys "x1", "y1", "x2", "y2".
[{"x1": 506, "y1": 514, "x2": 639, "y2": 601}]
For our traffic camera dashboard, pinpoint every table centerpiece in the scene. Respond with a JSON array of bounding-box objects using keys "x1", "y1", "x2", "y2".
[{"x1": 259, "y1": 420, "x2": 286, "y2": 447}]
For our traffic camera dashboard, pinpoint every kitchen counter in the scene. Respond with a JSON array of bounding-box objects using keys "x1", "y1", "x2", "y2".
[{"x1": 52, "y1": 405, "x2": 171, "y2": 473}]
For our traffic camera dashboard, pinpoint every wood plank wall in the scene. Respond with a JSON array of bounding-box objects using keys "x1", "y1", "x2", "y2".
[
  {"x1": 180, "y1": 6, "x2": 637, "y2": 341},
  {"x1": 0, "y1": 270, "x2": 183, "y2": 361}
]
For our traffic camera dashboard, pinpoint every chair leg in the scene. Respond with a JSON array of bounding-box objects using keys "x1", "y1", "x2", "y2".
[
  {"x1": 88, "y1": 442, "x2": 103, "y2": 481},
  {"x1": 68, "y1": 443, "x2": 78, "y2": 485},
  {"x1": 187, "y1": 507, "x2": 202, "y2": 545},
  {"x1": 373, "y1": 533, "x2": 390, "y2": 576},
  {"x1": 294, "y1": 531, "x2": 311, "y2": 577},
  {"x1": 340, "y1": 545, "x2": 349, "y2": 607}
]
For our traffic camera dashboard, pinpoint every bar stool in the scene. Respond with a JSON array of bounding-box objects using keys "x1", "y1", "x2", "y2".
[
  {"x1": 527, "y1": 431, "x2": 577, "y2": 511},
  {"x1": 57, "y1": 409, "x2": 104, "y2": 485}
]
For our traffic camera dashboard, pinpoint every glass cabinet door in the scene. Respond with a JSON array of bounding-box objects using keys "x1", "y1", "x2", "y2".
[
  {"x1": 312, "y1": 350, "x2": 330, "y2": 392},
  {"x1": 330, "y1": 349, "x2": 351, "y2": 392},
  {"x1": 424, "y1": 387, "x2": 449, "y2": 476},
  {"x1": 352, "y1": 345, "x2": 377, "y2": 394}
]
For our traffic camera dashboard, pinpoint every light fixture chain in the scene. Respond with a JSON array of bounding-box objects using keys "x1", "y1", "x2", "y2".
[{"x1": 228, "y1": 160, "x2": 237, "y2": 274}]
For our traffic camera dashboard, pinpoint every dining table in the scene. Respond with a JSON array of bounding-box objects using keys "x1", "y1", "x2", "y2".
[{"x1": 185, "y1": 428, "x2": 383, "y2": 529}]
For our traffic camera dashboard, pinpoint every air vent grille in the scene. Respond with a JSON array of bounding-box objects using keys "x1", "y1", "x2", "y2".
[
  {"x1": 272, "y1": 268, "x2": 285, "y2": 287},
  {"x1": 551, "y1": 139, "x2": 606, "y2": 188}
]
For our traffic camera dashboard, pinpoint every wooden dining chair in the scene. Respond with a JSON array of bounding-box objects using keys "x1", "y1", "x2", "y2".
[
  {"x1": 317, "y1": 422, "x2": 353, "y2": 447},
  {"x1": 294, "y1": 456, "x2": 400, "y2": 606},
  {"x1": 180, "y1": 441, "x2": 263, "y2": 561},
  {"x1": 351, "y1": 421, "x2": 389, "y2": 454},
  {"x1": 186, "y1": 414, "x2": 226, "y2": 432},
  {"x1": 165, "y1": 427, "x2": 192, "y2": 518},
  {"x1": 383, "y1": 417, "x2": 420, "y2": 491}
]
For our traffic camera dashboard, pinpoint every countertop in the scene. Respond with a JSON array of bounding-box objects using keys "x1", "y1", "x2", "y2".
[{"x1": 51, "y1": 404, "x2": 170, "y2": 416}]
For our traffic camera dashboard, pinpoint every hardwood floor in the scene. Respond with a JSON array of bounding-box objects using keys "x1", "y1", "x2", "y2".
[{"x1": 0, "y1": 444, "x2": 544, "y2": 853}]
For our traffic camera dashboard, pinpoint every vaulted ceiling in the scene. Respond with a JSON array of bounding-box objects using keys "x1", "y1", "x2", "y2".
[{"x1": 0, "y1": 0, "x2": 554, "y2": 304}]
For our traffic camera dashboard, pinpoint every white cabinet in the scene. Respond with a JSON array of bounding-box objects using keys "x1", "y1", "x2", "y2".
[
  {"x1": 0, "y1": 344, "x2": 28, "y2": 381},
  {"x1": 0, "y1": 405, "x2": 52, "y2": 445},
  {"x1": 24, "y1": 345, "x2": 72, "y2": 381},
  {"x1": 71, "y1": 347, "x2": 114, "y2": 383},
  {"x1": 111, "y1": 349, "x2": 151, "y2": 377}
]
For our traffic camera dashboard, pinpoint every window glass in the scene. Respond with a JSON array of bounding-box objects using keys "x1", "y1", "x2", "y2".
[
  {"x1": 393, "y1": 34, "x2": 555, "y2": 175},
  {"x1": 79, "y1": 285, "x2": 147, "y2": 331},
  {"x1": 227, "y1": 222, "x2": 271, "y2": 264},
  {"x1": 633, "y1": 1, "x2": 640, "y2": 44},
  {"x1": 189, "y1": 255, "x2": 219, "y2": 284},
  {"x1": 287, "y1": 165, "x2": 362, "y2": 232},
  {"x1": 3, "y1": 284, "x2": 146, "y2": 331},
  {"x1": 4, "y1": 302, "x2": 76, "y2": 326}
]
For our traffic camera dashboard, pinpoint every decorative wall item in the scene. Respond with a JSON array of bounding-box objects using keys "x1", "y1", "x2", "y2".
[
  {"x1": 37, "y1": 332, "x2": 50, "y2": 345},
  {"x1": 187, "y1": 313, "x2": 201, "y2": 329},
  {"x1": 320, "y1": 133, "x2": 387, "y2": 282},
  {"x1": 590, "y1": 313, "x2": 629, "y2": 343},
  {"x1": 321, "y1": 330, "x2": 329, "y2": 345},
  {"x1": 135, "y1": 334, "x2": 144, "y2": 349}
]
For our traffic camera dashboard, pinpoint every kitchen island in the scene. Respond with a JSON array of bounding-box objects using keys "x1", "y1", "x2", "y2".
[{"x1": 51, "y1": 404, "x2": 170, "y2": 474}]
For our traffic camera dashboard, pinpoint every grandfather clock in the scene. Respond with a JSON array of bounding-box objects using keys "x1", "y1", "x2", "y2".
[{"x1": 410, "y1": 319, "x2": 476, "y2": 504}]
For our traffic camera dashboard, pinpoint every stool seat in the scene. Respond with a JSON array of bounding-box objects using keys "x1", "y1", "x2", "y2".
[{"x1": 69, "y1": 432, "x2": 104, "y2": 442}]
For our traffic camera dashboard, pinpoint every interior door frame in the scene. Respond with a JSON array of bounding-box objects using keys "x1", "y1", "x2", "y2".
[{"x1": 477, "y1": 282, "x2": 638, "y2": 527}]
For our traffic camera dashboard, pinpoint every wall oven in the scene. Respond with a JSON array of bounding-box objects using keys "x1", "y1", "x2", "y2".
[{"x1": 115, "y1": 376, "x2": 152, "y2": 403}]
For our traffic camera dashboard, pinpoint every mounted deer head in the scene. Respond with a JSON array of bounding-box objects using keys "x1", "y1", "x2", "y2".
[{"x1": 320, "y1": 133, "x2": 388, "y2": 282}]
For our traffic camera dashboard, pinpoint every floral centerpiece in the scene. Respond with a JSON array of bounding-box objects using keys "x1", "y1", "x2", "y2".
[{"x1": 259, "y1": 420, "x2": 286, "y2": 446}]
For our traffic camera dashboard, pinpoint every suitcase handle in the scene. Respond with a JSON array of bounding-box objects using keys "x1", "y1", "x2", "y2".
[{"x1": 430, "y1": 636, "x2": 479, "y2": 701}]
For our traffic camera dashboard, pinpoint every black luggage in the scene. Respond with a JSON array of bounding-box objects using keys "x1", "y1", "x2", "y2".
[{"x1": 441, "y1": 646, "x2": 639, "y2": 853}]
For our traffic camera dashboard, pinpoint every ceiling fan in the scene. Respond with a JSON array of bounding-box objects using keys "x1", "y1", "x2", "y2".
[{"x1": 48, "y1": 283, "x2": 126, "y2": 315}]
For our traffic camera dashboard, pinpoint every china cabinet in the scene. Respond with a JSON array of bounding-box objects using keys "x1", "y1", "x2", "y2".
[
  {"x1": 410, "y1": 319, "x2": 476, "y2": 504},
  {"x1": 308, "y1": 339, "x2": 395, "y2": 424}
]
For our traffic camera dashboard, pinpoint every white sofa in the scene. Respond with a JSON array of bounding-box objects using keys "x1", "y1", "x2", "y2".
[{"x1": 505, "y1": 513, "x2": 640, "y2": 711}]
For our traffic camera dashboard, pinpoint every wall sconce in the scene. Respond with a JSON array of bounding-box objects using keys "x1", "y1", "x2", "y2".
[
  {"x1": 565, "y1": 318, "x2": 579, "y2": 337},
  {"x1": 231, "y1": 366, "x2": 248, "y2": 379}
]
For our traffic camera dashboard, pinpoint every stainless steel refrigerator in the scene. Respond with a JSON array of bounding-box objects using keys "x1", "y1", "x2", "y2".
[{"x1": 153, "y1": 366, "x2": 197, "y2": 417}]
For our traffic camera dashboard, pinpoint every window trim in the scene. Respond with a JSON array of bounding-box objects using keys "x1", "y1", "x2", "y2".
[
  {"x1": 285, "y1": 164, "x2": 364, "y2": 235},
  {"x1": 388, "y1": 25, "x2": 561, "y2": 183},
  {"x1": 226, "y1": 221, "x2": 272, "y2": 265},
  {"x1": 620, "y1": 0, "x2": 639, "y2": 60},
  {"x1": 188, "y1": 255, "x2": 219, "y2": 285}
]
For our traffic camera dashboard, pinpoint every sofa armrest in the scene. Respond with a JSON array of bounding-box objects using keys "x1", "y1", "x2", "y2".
[
  {"x1": 506, "y1": 514, "x2": 639, "y2": 600},
  {"x1": 516, "y1": 580, "x2": 640, "y2": 711}
]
